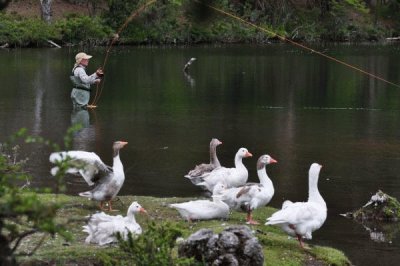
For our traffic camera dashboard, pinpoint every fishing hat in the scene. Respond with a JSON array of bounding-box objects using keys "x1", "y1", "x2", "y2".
[{"x1": 75, "y1": 52, "x2": 92, "y2": 64}]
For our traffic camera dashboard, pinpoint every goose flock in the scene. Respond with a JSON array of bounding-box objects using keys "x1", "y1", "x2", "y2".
[{"x1": 49, "y1": 138, "x2": 327, "y2": 248}]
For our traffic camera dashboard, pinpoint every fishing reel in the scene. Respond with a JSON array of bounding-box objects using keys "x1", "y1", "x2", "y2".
[{"x1": 96, "y1": 67, "x2": 104, "y2": 78}]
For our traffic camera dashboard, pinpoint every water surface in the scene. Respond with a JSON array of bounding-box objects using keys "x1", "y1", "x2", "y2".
[{"x1": 1, "y1": 45, "x2": 400, "y2": 265}]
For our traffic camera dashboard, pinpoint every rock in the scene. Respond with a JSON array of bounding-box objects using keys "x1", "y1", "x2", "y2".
[
  {"x1": 178, "y1": 228, "x2": 214, "y2": 261},
  {"x1": 344, "y1": 190, "x2": 400, "y2": 222},
  {"x1": 178, "y1": 225, "x2": 264, "y2": 266}
]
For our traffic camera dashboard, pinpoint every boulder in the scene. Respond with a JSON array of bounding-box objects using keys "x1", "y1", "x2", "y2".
[
  {"x1": 178, "y1": 225, "x2": 264, "y2": 266},
  {"x1": 342, "y1": 190, "x2": 400, "y2": 222}
]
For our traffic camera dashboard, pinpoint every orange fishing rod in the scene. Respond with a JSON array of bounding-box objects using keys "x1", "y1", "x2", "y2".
[
  {"x1": 88, "y1": 0, "x2": 157, "y2": 108},
  {"x1": 196, "y1": 0, "x2": 400, "y2": 89}
]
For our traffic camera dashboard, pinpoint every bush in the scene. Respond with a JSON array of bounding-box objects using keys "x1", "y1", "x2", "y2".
[
  {"x1": 54, "y1": 14, "x2": 113, "y2": 45},
  {"x1": 116, "y1": 221, "x2": 195, "y2": 266},
  {"x1": 0, "y1": 127, "x2": 80, "y2": 265},
  {"x1": 0, "y1": 13, "x2": 112, "y2": 47},
  {"x1": 0, "y1": 13, "x2": 57, "y2": 46}
]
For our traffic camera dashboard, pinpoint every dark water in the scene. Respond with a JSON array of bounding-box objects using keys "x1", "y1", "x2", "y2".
[{"x1": 1, "y1": 45, "x2": 400, "y2": 265}]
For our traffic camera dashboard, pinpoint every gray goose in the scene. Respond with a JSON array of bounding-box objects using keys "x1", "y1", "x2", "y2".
[
  {"x1": 185, "y1": 138, "x2": 222, "y2": 184},
  {"x1": 49, "y1": 141, "x2": 128, "y2": 211}
]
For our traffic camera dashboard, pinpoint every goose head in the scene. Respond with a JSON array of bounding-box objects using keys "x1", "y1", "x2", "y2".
[
  {"x1": 113, "y1": 141, "x2": 128, "y2": 157},
  {"x1": 236, "y1": 148, "x2": 253, "y2": 159},
  {"x1": 212, "y1": 182, "x2": 227, "y2": 195},
  {"x1": 309, "y1": 163, "x2": 322, "y2": 181},
  {"x1": 210, "y1": 138, "x2": 222, "y2": 147},
  {"x1": 127, "y1": 201, "x2": 147, "y2": 216},
  {"x1": 257, "y1": 154, "x2": 278, "y2": 170}
]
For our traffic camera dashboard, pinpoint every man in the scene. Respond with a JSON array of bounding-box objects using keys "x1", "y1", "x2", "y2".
[{"x1": 70, "y1": 52, "x2": 103, "y2": 109}]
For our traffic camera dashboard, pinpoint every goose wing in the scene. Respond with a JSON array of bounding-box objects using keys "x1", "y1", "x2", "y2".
[
  {"x1": 266, "y1": 202, "x2": 320, "y2": 225},
  {"x1": 50, "y1": 151, "x2": 112, "y2": 186}
]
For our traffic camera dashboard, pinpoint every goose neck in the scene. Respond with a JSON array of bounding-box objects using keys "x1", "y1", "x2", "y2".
[
  {"x1": 308, "y1": 175, "x2": 326, "y2": 207},
  {"x1": 113, "y1": 154, "x2": 123, "y2": 171},
  {"x1": 126, "y1": 212, "x2": 137, "y2": 223},
  {"x1": 210, "y1": 145, "x2": 221, "y2": 167},
  {"x1": 257, "y1": 168, "x2": 273, "y2": 188},
  {"x1": 234, "y1": 154, "x2": 245, "y2": 169}
]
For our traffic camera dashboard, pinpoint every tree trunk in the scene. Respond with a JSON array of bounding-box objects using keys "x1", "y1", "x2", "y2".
[
  {"x1": 40, "y1": 0, "x2": 52, "y2": 24},
  {"x1": 87, "y1": 0, "x2": 97, "y2": 17}
]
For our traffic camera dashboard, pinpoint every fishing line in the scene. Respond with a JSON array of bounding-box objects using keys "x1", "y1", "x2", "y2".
[
  {"x1": 89, "y1": 0, "x2": 157, "y2": 108},
  {"x1": 196, "y1": 0, "x2": 400, "y2": 89}
]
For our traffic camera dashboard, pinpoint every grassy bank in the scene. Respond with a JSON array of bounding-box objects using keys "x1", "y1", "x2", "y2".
[{"x1": 17, "y1": 194, "x2": 350, "y2": 265}]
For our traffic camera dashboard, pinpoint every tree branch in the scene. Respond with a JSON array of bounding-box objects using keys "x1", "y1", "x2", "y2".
[{"x1": 11, "y1": 229, "x2": 38, "y2": 254}]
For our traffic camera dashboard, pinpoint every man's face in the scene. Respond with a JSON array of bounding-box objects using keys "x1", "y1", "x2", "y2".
[{"x1": 80, "y1": 58, "x2": 89, "y2": 66}]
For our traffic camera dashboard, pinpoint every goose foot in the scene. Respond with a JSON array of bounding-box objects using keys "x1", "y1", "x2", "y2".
[
  {"x1": 246, "y1": 212, "x2": 259, "y2": 225},
  {"x1": 107, "y1": 200, "x2": 119, "y2": 212},
  {"x1": 297, "y1": 234, "x2": 308, "y2": 249},
  {"x1": 246, "y1": 219, "x2": 260, "y2": 225}
]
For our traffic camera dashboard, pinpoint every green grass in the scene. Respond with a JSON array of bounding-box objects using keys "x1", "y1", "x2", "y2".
[{"x1": 17, "y1": 194, "x2": 351, "y2": 265}]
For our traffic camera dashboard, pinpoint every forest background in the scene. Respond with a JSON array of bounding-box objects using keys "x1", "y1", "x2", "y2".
[{"x1": 0, "y1": 0, "x2": 400, "y2": 47}]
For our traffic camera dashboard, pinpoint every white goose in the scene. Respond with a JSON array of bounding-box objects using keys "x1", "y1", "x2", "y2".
[
  {"x1": 83, "y1": 201, "x2": 146, "y2": 246},
  {"x1": 196, "y1": 148, "x2": 252, "y2": 192},
  {"x1": 184, "y1": 138, "x2": 222, "y2": 185},
  {"x1": 222, "y1": 154, "x2": 277, "y2": 224},
  {"x1": 170, "y1": 183, "x2": 229, "y2": 222},
  {"x1": 49, "y1": 141, "x2": 128, "y2": 211},
  {"x1": 265, "y1": 163, "x2": 327, "y2": 248}
]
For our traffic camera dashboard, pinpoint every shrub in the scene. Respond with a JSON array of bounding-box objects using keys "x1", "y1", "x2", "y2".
[
  {"x1": 116, "y1": 221, "x2": 195, "y2": 266},
  {"x1": 0, "y1": 126, "x2": 80, "y2": 265},
  {"x1": 54, "y1": 14, "x2": 113, "y2": 45}
]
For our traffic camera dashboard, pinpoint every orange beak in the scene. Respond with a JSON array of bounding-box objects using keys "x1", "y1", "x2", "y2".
[
  {"x1": 270, "y1": 158, "x2": 278, "y2": 164},
  {"x1": 139, "y1": 207, "x2": 147, "y2": 214},
  {"x1": 120, "y1": 141, "x2": 128, "y2": 146},
  {"x1": 245, "y1": 152, "x2": 253, "y2": 157}
]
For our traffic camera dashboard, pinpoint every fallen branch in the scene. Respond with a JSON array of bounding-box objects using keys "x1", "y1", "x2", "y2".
[
  {"x1": 47, "y1": 40, "x2": 61, "y2": 48},
  {"x1": 386, "y1": 37, "x2": 400, "y2": 41},
  {"x1": 0, "y1": 43, "x2": 9, "y2": 48}
]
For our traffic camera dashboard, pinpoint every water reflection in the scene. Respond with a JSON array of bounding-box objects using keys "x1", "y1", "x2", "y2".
[
  {"x1": 71, "y1": 108, "x2": 96, "y2": 151},
  {"x1": 183, "y1": 71, "x2": 196, "y2": 88},
  {"x1": 362, "y1": 221, "x2": 400, "y2": 243}
]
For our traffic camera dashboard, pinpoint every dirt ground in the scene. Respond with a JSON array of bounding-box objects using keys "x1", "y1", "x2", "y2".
[{"x1": 5, "y1": 0, "x2": 107, "y2": 19}]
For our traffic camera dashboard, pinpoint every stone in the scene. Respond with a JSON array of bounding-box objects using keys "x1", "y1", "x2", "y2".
[
  {"x1": 342, "y1": 190, "x2": 400, "y2": 222},
  {"x1": 178, "y1": 225, "x2": 264, "y2": 266}
]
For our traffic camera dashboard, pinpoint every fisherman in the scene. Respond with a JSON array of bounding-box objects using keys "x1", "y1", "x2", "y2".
[{"x1": 70, "y1": 52, "x2": 103, "y2": 109}]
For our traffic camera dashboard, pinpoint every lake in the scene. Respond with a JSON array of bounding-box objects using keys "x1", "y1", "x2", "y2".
[{"x1": 1, "y1": 44, "x2": 400, "y2": 265}]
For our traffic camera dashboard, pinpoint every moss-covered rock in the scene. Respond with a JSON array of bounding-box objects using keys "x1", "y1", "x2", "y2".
[
  {"x1": 344, "y1": 190, "x2": 400, "y2": 222},
  {"x1": 17, "y1": 194, "x2": 351, "y2": 266}
]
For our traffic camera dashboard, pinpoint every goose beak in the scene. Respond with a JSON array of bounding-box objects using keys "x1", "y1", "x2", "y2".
[
  {"x1": 270, "y1": 158, "x2": 278, "y2": 164},
  {"x1": 245, "y1": 152, "x2": 253, "y2": 157},
  {"x1": 218, "y1": 141, "x2": 223, "y2": 145},
  {"x1": 139, "y1": 207, "x2": 147, "y2": 214},
  {"x1": 120, "y1": 141, "x2": 128, "y2": 146}
]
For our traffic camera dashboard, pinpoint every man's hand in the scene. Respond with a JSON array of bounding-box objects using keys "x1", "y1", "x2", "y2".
[{"x1": 96, "y1": 68, "x2": 104, "y2": 77}]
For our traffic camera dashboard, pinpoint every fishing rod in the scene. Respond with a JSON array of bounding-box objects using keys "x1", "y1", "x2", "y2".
[
  {"x1": 88, "y1": 0, "x2": 157, "y2": 108},
  {"x1": 195, "y1": 0, "x2": 400, "y2": 89}
]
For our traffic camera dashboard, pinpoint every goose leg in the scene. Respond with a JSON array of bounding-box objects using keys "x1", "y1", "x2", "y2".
[
  {"x1": 296, "y1": 234, "x2": 304, "y2": 249},
  {"x1": 108, "y1": 200, "x2": 119, "y2": 212},
  {"x1": 99, "y1": 201, "x2": 108, "y2": 211},
  {"x1": 246, "y1": 210, "x2": 259, "y2": 225}
]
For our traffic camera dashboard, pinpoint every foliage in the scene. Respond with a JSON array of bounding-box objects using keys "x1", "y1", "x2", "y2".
[
  {"x1": 116, "y1": 221, "x2": 194, "y2": 266},
  {"x1": 0, "y1": 13, "x2": 112, "y2": 47},
  {"x1": 0, "y1": 13, "x2": 58, "y2": 46},
  {"x1": 0, "y1": 126, "x2": 81, "y2": 265},
  {"x1": 1, "y1": 0, "x2": 399, "y2": 45},
  {"x1": 54, "y1": 14, "x2": 113, "y2": 45}
]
